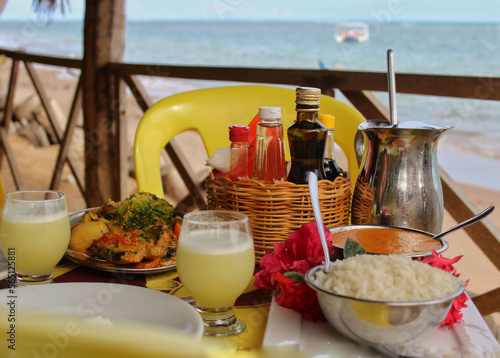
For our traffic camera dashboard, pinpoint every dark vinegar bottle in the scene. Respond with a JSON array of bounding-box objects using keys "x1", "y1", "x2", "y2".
[
  {"x1": 287, "y1": 87, "x2": 328, "y2": 184},
  {"x1": 319, "y1": 114, "x2": 341, "y2": 181}
]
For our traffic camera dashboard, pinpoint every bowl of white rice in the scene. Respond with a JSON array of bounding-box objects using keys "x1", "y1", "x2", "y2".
[{"x1": 305, "y1": 254, "x2": 465, "y2": 349}]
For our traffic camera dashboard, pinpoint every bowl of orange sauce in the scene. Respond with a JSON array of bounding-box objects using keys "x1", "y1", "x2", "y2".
[{"x1": 329, "y1": 225, "x2": 448, "y2": 260}]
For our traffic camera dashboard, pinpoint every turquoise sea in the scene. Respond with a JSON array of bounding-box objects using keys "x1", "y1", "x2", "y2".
[{"x1": 0, "y1": 20, "x2": 499, "y2": 188}]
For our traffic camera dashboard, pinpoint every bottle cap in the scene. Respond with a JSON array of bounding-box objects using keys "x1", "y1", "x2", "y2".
[
  {"x1": 295, "y1": 87, "x2": 321, "y2": 106},
  {"x1": 319, "y1": 114, "x2": 336, "y2": 129},
  {"x1": 229, "y1": 124, "x2": 249, "y2": 142},
  {"x1": 259, "y1": 106, "x2": 281, "y2": 120}
]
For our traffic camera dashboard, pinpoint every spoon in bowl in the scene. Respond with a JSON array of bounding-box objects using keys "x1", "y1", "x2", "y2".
[
  {"x1": 431, "y1": 206, "x2": 494, "y2": 241},
  {"x1": 308, "y1": 171, "x2": 331, "y2": 270}
]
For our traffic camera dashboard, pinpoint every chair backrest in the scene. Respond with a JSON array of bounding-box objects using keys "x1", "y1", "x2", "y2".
[
  {"x1": 134, "y1": 85, "x2": 365, "y2": 198},
  {"x1": 0, "y1": 56, "x2": 6, "y2": 213},
  {"x1": 0, "y1": 174, "x2": 5, "y2": 215}
]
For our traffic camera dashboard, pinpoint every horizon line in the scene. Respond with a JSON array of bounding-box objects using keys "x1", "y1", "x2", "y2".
[{"x1": 1, "y1": 18, "x2": 499, "y2": 25}]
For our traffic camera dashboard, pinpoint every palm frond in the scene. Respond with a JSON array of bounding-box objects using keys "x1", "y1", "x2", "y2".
[{"x1": 32, "y1": 0, "x2": 71, "y2": 16}]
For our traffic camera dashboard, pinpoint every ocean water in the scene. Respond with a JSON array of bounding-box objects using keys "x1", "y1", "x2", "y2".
[{"x1": 0, "y1": 20, "x2": 499, "y2": 186}]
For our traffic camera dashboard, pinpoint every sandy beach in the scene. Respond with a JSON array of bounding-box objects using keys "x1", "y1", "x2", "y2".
[{"x1": 1, "y1": 61, "x2": 499, "y2": 339}]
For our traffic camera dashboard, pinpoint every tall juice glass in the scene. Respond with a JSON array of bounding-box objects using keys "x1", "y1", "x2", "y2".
[
  {"x1": 176, "y1": 210, "x2": 255, "y2": 337},
  {"x1": 0, "y1": 190, "x2": 71, "y2": 285}
]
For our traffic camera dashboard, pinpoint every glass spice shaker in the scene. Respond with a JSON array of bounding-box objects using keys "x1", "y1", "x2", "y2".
[
  {"x1": 253, "y1": 106, "x2": 286, "y2": 184},
  {"x1": 229, "y1": 124, "x2": 250, "y2": 181}
]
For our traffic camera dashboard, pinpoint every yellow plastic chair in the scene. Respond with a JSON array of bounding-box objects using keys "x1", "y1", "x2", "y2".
[
  {"x1": 0, "y1": 174, "x2": 5, "y2": 214},
  {"x1": 0, "y1": 56, "x2": 6, "y2": 213},
  {"x1": 134, "y1": 85, "x2": 365, "y2": 199}
]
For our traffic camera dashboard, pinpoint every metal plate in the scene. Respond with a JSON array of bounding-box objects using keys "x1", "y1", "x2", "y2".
[{"x1": 66, "y1": 208, "x2": 176, "y2": 274}]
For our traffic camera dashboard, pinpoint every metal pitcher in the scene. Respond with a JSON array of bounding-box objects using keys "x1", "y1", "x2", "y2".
[{"x1": 351, "y1": 120, "x2": 453, "y2": 234}]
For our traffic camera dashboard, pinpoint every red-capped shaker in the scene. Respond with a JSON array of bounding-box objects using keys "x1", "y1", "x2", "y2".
[{"x1": 229, "y1": 125, "x2": 250, "y2": 181}]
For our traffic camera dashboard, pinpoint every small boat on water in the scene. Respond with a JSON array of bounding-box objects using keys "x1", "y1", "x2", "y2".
[{"x1": 335, "y1": 22, "x2": 369, "y2": 43}]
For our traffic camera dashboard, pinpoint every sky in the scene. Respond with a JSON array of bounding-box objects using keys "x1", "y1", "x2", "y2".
[{"x1": 0, "y1": 0, "x2": 499, "y2": 23}]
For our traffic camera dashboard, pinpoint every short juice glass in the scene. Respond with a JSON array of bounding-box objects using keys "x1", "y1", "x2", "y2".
[
  {"x1": 0, "y1": 190, "x2": 71, "y2": 285},
  {"x1": 176, "y1": 210, "x2": 255, "y2": 337}
]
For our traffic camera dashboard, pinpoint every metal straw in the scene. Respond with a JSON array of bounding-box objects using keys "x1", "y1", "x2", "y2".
[{"x1": 387, "y1": 49, "x2": 398, "y2": 126}]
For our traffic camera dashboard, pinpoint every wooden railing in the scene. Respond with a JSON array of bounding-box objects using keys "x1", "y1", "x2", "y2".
[
  {"x1": 1, "y1": 48, "x2": 499, "y2": 316},
  {"x1": 0, "y1": 50, "x2": 82, "y2": 192}
]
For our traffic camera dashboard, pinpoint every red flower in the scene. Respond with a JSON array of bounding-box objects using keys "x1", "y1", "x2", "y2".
[
  {"x1": 274, "y1": 271, "x2": 325, "y2": 321},
  {"x1": 254, "y1": 222, "x2": 333, "y2": 319},
  {"x1": 441, "y1": 284, "x2": 469, "y2": 327},
  {"x1": 422, "y1": 250, "x2": 462, "y2": 275},
  {"x1": 254, "y1": 252, "x2": 282, "y2": 290},
  {"x1": 254, "y1": 221, "x2": 333, "y2": 290},
  {"x1": 422, "y1": 250, "x2": 469, "y2": 327}
]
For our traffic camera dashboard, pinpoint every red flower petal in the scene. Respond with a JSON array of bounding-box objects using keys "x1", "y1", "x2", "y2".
[
  {"x1": 422, "y1": 252, "x2": 469, "y2": 327},
  {"x1": 274, "y1": 271, "x2": 326, "y2": 321}
]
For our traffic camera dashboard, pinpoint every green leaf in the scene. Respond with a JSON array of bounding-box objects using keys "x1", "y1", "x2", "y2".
[
  {"x1": 344, "y1": 238, "x2": 366, "y2": 258},
  {"x1": 118, "y1": 203, "x2": 128, "y2": 218},
  {"x1": 284, "y1": 271, "x2": 305, "y2": 283}
]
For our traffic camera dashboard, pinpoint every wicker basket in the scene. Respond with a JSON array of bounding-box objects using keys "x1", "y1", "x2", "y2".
[
  {"x1": 206, "y1": 171, "x2": 351, "y2": 262},
  {"x1": 351, "y1": 177, "x2": 376, "y2": 225}
]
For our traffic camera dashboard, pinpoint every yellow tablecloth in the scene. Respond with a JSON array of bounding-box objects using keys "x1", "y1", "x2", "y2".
[
  {"x1": 50, "y1": 263, "x2": 272, "y2": 356},
  {"x1": 145, "y1": 270, "x2": 270, "y2": 353}
]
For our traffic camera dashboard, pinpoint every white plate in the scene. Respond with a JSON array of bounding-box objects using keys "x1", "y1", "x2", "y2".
[
  {"x1": 5, "y1": 282, "x2": 203, "y2": 339},
  {"x1": 263, "y1": 296, "x2": 500, "y2": 357}
]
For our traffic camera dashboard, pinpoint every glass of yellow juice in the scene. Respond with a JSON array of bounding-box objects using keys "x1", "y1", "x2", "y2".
[
  {"x1": 176, "y1": 210, "x2": 255, "y2": 337},
  {"x1": 0, "y1": 190, "x2": 71, "y2": 285}
]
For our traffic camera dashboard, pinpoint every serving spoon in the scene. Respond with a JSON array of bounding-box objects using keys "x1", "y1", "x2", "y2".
[
  {"x1": 431, "y1": 206, "x2": 495, "y2": 241},
  {"x1": 308, "y1": 171, "x2": 331, "y2": 270}
]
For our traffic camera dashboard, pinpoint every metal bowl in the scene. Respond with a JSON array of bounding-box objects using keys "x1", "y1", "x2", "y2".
[
  {"x1": 305, "y1": 264, "x2": 465, "y2": 349},
  {"x1": 329, "y1": 225, "x2": 449, "y2": 261}
]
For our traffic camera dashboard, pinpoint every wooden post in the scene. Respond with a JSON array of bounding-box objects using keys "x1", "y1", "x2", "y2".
[{"x1": 82, "y1": 0, "x2": 126, "y2": 206}]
